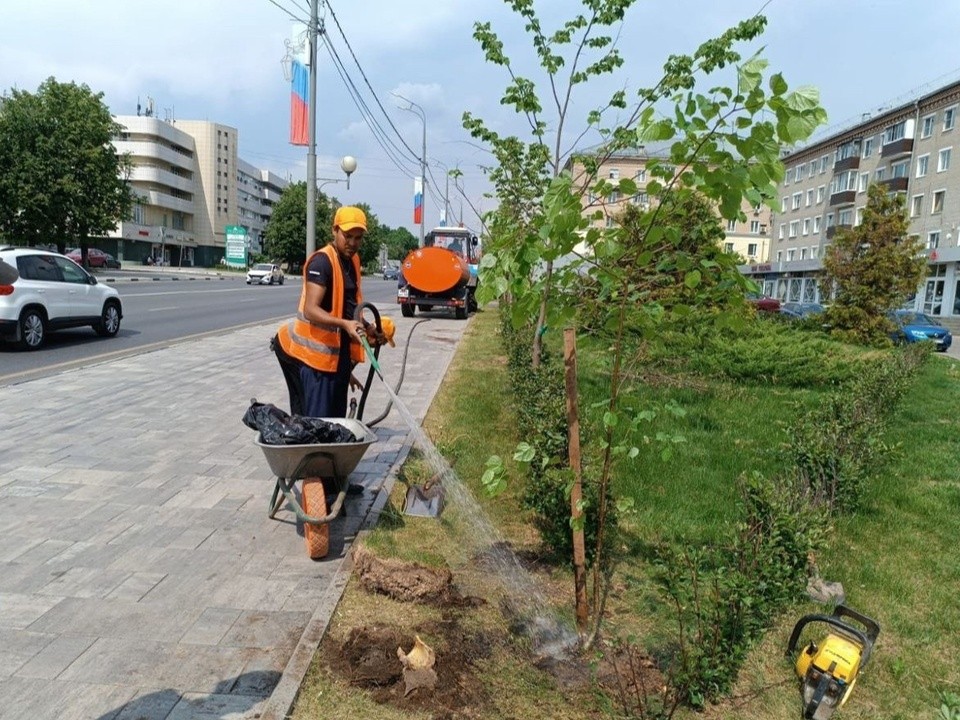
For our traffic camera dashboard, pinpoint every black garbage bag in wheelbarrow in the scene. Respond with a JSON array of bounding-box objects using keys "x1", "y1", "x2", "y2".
[{"x1": 242, "y1": 399, "x2": 358, "y2": 445}]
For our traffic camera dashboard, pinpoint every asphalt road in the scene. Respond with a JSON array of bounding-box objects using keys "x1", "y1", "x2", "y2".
[{"x1": 0, "y1": 274, "x2": 400, "y2": 386}]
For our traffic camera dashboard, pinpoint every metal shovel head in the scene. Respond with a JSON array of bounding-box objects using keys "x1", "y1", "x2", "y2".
[{"x1": 403, "y1": 482, "x2": 445, "y2": 518}]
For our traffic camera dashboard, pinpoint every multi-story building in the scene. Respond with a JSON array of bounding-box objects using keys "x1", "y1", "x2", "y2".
[
  {"x1": 106, "y1": 115, "x2": 286, "y2": 266},
  {"x1": 745, "y1": 79, "x2": 960, "y2": 323},
  {"x1": 568, "y1": 147, "x2": 773, "y2": 264}
]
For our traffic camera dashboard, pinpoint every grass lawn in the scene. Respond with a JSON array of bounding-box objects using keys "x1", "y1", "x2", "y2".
[{"x1": 290, "y1": 308, "x2": 960, "y2": 719}]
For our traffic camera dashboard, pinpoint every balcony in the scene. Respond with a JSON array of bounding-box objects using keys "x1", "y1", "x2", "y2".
[
  {"x1": 881, "y1": 137, "x2": 914, "y2": 158},
  {"x1": 829, "y1": 190, "x2": 856, "y2": 207},
  {"x1": 826, "y1": 224, "x2": 853, "y2": 240},
  {"x1": 834, "y1": 155, "x2": 861, "y2": 172},
  {"x1": 880, "y1": 176, "x2": 909, "y2": 192}
]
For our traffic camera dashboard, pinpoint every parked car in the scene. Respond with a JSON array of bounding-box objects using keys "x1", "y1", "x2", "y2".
[
  {"x1": 746, "y1": 292, "x2": 781, "y2": 313},
  {"x1": 102, "y1": 252, "x2": 122, "y2": 269},
  {"x1": 780, "y1": 302, "x2": 825, "y2": 319},
  {"x1": 888, "y1": 310, "x2": 952, "y2": 352},
  {"x1": 382, "y1": 264, "x2": 400, "y2": 281},
  {"x1": 0, "y1": 246, "x2": 123, "y2": 350},
  {"x1": 246, "y1": 263, "x2": 285, "y2": 285},
  {"x1": 66, "y1": 247, "x2": 109, "y2": 268}
]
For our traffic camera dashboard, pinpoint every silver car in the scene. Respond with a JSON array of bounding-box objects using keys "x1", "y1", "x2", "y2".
[{"x1": 246, "y1": 263, "x2": 285, "y2": 285}]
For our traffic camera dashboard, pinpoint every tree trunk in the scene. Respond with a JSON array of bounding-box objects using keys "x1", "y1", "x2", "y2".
[{"x1": 563, "y1": 328, "x2": 589, "y2": 637}]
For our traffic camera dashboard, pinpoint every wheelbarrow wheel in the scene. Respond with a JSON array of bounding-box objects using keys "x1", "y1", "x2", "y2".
[{"x1": 302, "y1": 478, "x2": 329, "y2": 559}]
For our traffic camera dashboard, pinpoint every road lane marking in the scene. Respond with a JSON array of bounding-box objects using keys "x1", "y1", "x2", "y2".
[{"x1": 147, "y1": 306, "x2": 179, "y2": 312}]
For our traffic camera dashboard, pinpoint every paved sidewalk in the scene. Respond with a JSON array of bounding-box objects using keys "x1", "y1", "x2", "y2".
[{"x1": 0, "y1": 306, "x2": 468, "y2": 719}]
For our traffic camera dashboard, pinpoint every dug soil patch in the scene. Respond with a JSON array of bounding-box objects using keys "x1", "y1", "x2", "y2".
[{"x1": 321, "y1": 615, "x2": 495, "y2": 719}]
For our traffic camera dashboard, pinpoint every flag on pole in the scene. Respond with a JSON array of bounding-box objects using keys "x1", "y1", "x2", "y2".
[
  {"x1": 290, "y1": 59, "x2": 308, "y2": 146},
  {"x1": 413, "y1": 177, "x2": 423, "y2": 225}
]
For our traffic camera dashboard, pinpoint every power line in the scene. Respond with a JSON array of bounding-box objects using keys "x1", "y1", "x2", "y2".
[
  {"x1": 320, "y1": 35, "x2": 419, "y2": 177},
  {"x1": 323, "y1": 0, "x2": 421, "y2": 164},
  {"x1": 264, "y1": 0, "x2": 308, "y2": 24}
]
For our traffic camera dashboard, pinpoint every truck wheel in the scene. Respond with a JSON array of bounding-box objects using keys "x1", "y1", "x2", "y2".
[
  {"x1": 455, "y1": 305, "x2": 467, "y2": 320},
  {"x1": 401, "y1": 304, "x2": 415, "y2": 318},
  {"x1": 302, "y1": 478, "x2": 329, "y2": 559}
]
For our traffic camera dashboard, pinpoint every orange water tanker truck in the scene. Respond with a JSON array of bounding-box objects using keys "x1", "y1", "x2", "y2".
[{"x1": 397, "y1": 226, "x2": 479, "y2": 320}]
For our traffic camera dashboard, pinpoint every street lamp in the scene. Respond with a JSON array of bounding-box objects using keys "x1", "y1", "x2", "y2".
[
  {"x1": 393, "y1": 93, "x2": 427, "y2": 246},
  {"x1": 317, "y1": 156, "x2": 358, "y2": 194}
]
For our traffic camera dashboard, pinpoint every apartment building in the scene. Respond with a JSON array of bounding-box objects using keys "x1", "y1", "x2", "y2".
[
  {"x1": 568, "y1": 147, "x2": 773, "y2": 264},
  {"x1": 106, "y1": 115, "x2": 286, "y2": 266},
  {"x1": 746, "y1": 79, "x2": 960, "y2": 320}
]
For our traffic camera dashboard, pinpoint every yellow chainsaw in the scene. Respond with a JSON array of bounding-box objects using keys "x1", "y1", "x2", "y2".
[{"x1": 785, "y1": 605, "x2": 880, "y2": 720}]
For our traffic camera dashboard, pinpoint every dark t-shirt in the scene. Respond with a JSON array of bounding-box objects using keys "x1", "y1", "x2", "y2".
[{"x1": 306, "y1": 250, "x2": 358, "y2": 322}]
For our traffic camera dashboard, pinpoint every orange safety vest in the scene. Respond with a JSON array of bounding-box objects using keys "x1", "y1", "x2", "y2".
[{"x1": 277, "y1": 245, "x2": 364, "y2": 371}]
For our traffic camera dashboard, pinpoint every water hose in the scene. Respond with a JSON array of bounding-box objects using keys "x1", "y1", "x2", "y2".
[{"x1": 353, "y1": 301, "x2": 428, "y2": 427}]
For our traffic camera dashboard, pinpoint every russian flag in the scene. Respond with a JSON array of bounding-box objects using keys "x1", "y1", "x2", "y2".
[
  {"x1": 413, "y1": 177, "x2": 423, "y2": 224},
  {"x1": 290, "y1": 59, "x2": 308, "y2": 146}
]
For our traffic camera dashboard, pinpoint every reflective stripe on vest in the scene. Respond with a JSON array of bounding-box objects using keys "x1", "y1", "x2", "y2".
[{"x1": 276, "y1": 245, "x2": 364, "y2": 371}]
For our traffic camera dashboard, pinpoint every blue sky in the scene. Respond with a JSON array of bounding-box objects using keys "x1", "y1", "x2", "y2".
[{"x1": 2, "y1": 0, "x2": 959, "y2": 235}]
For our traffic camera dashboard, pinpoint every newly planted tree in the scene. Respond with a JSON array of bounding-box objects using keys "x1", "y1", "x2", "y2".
[
  {"x1": 471, "y1": 0, "x2": 827, "y2": 645},
  {"x1": 822, "y1": 183, "x2": 926, "y2": 346}
]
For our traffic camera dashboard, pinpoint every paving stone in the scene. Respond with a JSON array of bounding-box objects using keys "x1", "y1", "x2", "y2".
[
  {"x1": 14, "y1": 634, "x2": 98, "y2": 679},
  {"x1": 113, "y1": 688, "x2": 182, "y2": 720},
  {"x1": 166, "y1": 691, "x2": 268, "y2": 720},
  {"x1": 0, "y1": 592, "x2": 63, "y2": 630},
  {"x1": 218, "y1": 610, "x2": 312, "y2": 651},
  {"x1": 181, "y1": 607, "x2": 243, "y2": 646},
  {"x1": 105, "y1": 572, "x2": 167, "y2": 602},
  {"x1": 0, "y1": 629, "x2": 55, "y2": 678}
]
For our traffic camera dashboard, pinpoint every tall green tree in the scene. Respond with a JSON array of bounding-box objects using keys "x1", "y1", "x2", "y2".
[
  {"x1": 0, "y1": 78, "x2": 133, "y2": 262},
  {"x1": 822, "y1": 183, "x2": 926, "y2": 346},
  {"x1": 382, "y1": 226, "x2": 419, "y2": 261},
  {"x1": 263, "y1": 182, "x2": 333, "y2": 270}
]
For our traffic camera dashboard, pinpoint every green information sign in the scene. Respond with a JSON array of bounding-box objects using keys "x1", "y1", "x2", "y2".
[{"x1": 225, "y1": 225, "x2": 248, "y2": 267}]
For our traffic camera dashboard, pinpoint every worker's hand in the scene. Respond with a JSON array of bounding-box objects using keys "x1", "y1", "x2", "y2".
[
  {"x1": 343, "y1": 320, "x2": 366, "y2": 344},
  {"x1": 362, "y1": 321, "x2": 390, "y2": 348}
]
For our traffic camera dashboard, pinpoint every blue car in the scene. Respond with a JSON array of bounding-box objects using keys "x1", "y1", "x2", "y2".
[{"x1": 888, "y1": 310, "x2": 952, "y2": 352}]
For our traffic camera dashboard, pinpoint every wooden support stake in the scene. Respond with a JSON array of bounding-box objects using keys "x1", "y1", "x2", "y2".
[{"x1": 563, "y1": 327, "x2": 589, "y2": 635}]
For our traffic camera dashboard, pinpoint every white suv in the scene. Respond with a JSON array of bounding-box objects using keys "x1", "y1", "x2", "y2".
[
  {"x1": 246, "y1": 263, "x2": 285, "y2": 285},
  {"x1": 0, "y1": 246, "x2": 123, "y2": 350}
]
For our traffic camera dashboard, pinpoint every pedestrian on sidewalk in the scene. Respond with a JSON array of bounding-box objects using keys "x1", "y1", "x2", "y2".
[{"x1": 272, "y1": 206, "x2": 388, "y2": 417}]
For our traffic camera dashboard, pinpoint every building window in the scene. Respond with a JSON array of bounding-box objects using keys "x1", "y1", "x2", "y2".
[
  {"x1": 891, "y1": 160, "x2": 909, "y2": 178},
  {"x1": 816, "y1": 185, "x2": 825, "y2": 204},
  {"x1": 911, "y1": 194, "x2": 924, "y2": 217},
  {"x1": 917, "y1": 154, "x2": 929, "y2": 177},
  {"x1": 928, "y1": 231, "x2": 941, "y2": 249},
  {"x1": 809, "y1": 160, "x2": 817, "y2": 178},
  {"x1": 747, "y1": 242, "x2": 758, "y2": 257},
  {"x1": 781, "y1": 197, "x2": 788, "y2": 213},
  {"x1": 938, "y1": 147, "x2": 952, "y2": 172},
  {"x1": 726, "y1": 219, "x2": 738, "y2": 231},
  {"x1": 778, "y1": 223, "x2": 786, "y2": 240},
  {"x1": 802, "y1": 218, "x2": 810, "y2": 235},
  {"x1": 875, "y1": 167, "x2": 886, "y2": 181},
  {"x1": 838, "y1": 208, "x2": 854, "y2": 226},
  {"x1": 836, "y1": 139, "x2": 861, "y2": 162},
  {"x1": 882, "y1": 120, "x2": 906, "y2": 145},
  {"x1": 806, "y1": 189, "x2": 813, "y2": 206},
  {"x1": 855, "y1": 207, "x2": 864, "y2": 226},
  {"x1": 792, "y1": 192, "x2": 802, "y2": 210},
  {"x1": 609, "y1": 191, "x2": 621, "y2": 203},
  {"x1": 813, "y1": 216, "x2": 821, "y2": 234},
  {"x1": 777, "y1": 250, "x2": 783, "y2": 262},
  {"x1": 859, "y1": 172, "x2": 869, "y2": 192},
  {"x1": 826, "y1": 212, "x2": 835, "y2": 228},
  {"x1": 789, "y1": 220, "x2": 799, "y2": 237},
  {"x1": 830, "y1": 170, "x2": 857, "y2": 194},
  {"x1": 811, "y1": 246, "x2": 819, "y2": 259},
  {"x1": 750, "y1": 220, "x2": 761, "y2": 234},
  {"x1": 724, "y1": 242, "x2": 734, "y2": 253},
  {"x1": 944, "y1": 106, "x2": 957, "y2": 131},
  {"x1": 787, "y1": 249, "x2": 796, "y2": 261},
  {"x1": 800, "y1": 247, "x2": 808, "y2": 260},
  {"x1": 933, "y1": 190, "x2": 945, "y2": 214},
  {"x1": 820, "y1": 155, "x2": 830, "y2": 173},
  {"x1": 794, "y1": 165, "x2": 803, "y2": 182},
  {"x1": 634, "y1": 168, "x2": 646, "y2": 182},
  {"x1": 608, "y1": 168, "x2": 620, "y2": 179},
  {"x1": 862, "y1": 137, "x2": 874, "y2": 158},
  {"x1": 921, "y1": 114, "x2": 936, "y2": 138}
]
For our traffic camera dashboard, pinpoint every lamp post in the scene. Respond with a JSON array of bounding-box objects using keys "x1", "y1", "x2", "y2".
[{"x1": 393, "y1": 93, "x2": 426, "y2": 246}]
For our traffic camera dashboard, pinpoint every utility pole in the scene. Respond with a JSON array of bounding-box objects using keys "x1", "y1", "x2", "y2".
[
  {"x1": 444, "y1": 173, "x2": 450, "y2": 226},
  {"x1": 394, "y1": 93, "x2": 426, "y2": 246},
  {"x1": 305, "y1": 0, "x2": 320, "y2": 257}
]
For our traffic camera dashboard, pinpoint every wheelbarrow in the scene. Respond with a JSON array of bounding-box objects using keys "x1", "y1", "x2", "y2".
[{"x1": 255, "y1": 417, "x2": 377, "y2": 558}]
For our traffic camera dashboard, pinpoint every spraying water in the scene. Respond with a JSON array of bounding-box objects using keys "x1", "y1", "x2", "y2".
[{"x1": 364, "y1": 338, "x2": 579, "y2": 659}]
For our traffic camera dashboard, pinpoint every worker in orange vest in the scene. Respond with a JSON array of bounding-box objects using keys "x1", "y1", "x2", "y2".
[{"x1": 273, "y1": 206, "x2": 387, "y2": 417}]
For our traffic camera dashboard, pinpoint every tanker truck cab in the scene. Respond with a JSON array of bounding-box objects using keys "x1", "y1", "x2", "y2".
[{"x1": 398, "y1": 227, "x2": 480, "y2": 320}]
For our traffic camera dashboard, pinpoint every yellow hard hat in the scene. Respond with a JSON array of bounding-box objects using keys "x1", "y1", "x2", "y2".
[{"x1": 380, "y1": 316, "x2": 396, "y2": 347}]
